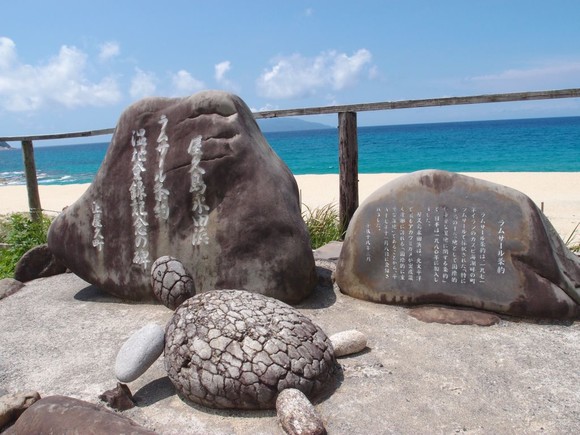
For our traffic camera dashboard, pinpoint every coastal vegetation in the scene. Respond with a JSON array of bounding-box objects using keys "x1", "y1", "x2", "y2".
[
  {"x1": 565, "y1": 223, "x2": 580, "y2": 253},
  {"x1": 302, "y1": 204, "x2": 344, "y2": 249},
  {"x1": 0, "y1": 213, "x2": 52, "y2": 279}
]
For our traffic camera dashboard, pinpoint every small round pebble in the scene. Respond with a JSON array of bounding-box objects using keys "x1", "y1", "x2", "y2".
[
  {"x1": 151, "y1": 256, "x2": 195, "y2": 309},
  {"x1": 164, "y1": 290, "x2": 337, "y2": 410},
  {"x1": 328, "y1": 330, "x2": 367, "y2": 357},
  {"x1": 276, "y1": 388, "x2": 326, "y2": 435},
  {"x1": 115, "y1": 323, "x2": 165, "y2": 383}
]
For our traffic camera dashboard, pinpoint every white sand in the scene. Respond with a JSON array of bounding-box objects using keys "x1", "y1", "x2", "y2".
[
  {"x1": 1, "y1": 172, "x2": 579, "y2": 242},
  {"x1": 0, "y1": 183, "x2": 92, "y2": 215},
  {"x1": 297, "y1": 172, "x2": 580, "y2": 244}
]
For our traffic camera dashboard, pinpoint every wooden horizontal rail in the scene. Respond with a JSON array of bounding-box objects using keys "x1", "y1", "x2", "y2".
[
  {"x1": 2, "y1": 88, "x2": 579, "y2": 142},
  {"x1": 0, "y1": 127, "x2": 115, "y2": 142},
  {"x1": 254, "y1": 88, "x2": 580, "y2": 118}
]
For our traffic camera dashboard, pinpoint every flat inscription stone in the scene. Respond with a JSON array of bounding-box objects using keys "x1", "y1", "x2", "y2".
[{"x1": 335, "y1": 170, "x2": 580, "y2": 320}]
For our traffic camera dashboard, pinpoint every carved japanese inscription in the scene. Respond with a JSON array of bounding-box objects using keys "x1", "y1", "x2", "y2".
[
  {"x1": 130, "y1": 128, "x2": 150, "y2": 269},
  {"x1": 336, "y1": 170, "x2": 580, "y2": 320},
  {"x1": 91, "y1": 201, "x2": 104, "y2": 251},
  {"x1": 154, "y1": 115, "x2": 171, "y2": 220},
  {"x1": 47, "y1": 91, "x2": 317, "y2": 304},
  {"x1": 362, "y1": 204, "x2": 506, "y2": 288},
  {"x1": 188, "y1": 135, "x2": 209, "y2": 246}
]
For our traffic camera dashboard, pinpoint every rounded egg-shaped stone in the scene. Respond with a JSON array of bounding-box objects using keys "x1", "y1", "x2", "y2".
[
  {"x1": 151, "y1": 256, "x2": 195, "y2": 309},
  {"x1": 115, "y1": 323, "x2": 165, "y2": 383},
  {"x1": 163, "y1": 290, "x2": 337, "y2": 410}
]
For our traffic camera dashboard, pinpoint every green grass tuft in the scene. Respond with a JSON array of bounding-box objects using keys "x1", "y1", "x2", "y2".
[
  {"x1": 0, "y1": 213, "x2": 53, "y2": 279},
  {"x1": 564, "y1": 222, "x2": 580, "y2": 253},
  {"x1": 302, "y1": 203, "x2": 344, "y2": 250}
]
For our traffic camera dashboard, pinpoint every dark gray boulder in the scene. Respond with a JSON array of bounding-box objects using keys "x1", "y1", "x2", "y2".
[
  {"x1": 335, "y1": 170, "x2": 580, "y2": 320},
  {"x1": 164, "y1": 290, "x2": 337, "y2": 410},
  {"x1": 14, "y1": 244, "x2": 66, "y2": 282},
  {"x1": 47, "y1": 91, "x2": 316, "y2": 304},
  {"x1": 98, "y1": 383, "x2": 135, "y2": 411},
  {"x1": 3, "y1": 395, "x2": 154, "y2": 434}
]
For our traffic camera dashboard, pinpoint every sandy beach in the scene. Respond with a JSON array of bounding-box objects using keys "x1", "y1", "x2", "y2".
[{"x1": 1, "y1": 172, "x2": 579, "y2": 243}]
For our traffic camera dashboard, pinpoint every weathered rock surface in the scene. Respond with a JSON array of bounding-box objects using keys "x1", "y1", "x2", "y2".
[
  {"x1": 314, "y1": 242, "x2": 342, "y2": 287},
  {"x1": 276, "y1": 388, "x2": 326, "y2": 435},
  {"x1": 151, "y1": 256, "x2": 194, "y2": 309},
  {"x1": 13, "y1": 244, "x2": 66, "y2": 282},
  {"x1": 409, "y1": 306, "x2": 501, "y2": 326},
  {"x1": 98, "y1": 383, "x2": 135, "y2": 411},
  {"x1": 0, "y1": 278, "x2": 23, "y2": 300},
  {"x1": 47, "y1": 91, "x2": 316, "y2": 304},
  {"x1": 313, "y1": 241, "x2": 342, "y2": 261},
  {"x1": 329, "y1": 330, "x2": 368, "y2": 357},
  {"x1": 164, "y1": 290, "x2": 337, "y2": 410},
  {"x1": 3, "y1": 395, "x2": 155, "y2": 434},
  {"x1": 335, "y1": 170, "x2": 580, "y2": 320},
  {"x1": 0, "y1": 391, "x2": 40, "y2": 430},
  {"x1": 115, "y1": 323, "x2": 165, "y2": 383}
]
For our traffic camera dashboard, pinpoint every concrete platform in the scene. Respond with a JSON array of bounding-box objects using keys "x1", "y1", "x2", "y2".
[{"x1": 1, "y1": 272, "x2": 579, "y2": 434}]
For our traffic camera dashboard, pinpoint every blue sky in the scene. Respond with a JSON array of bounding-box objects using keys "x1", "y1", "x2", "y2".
[{"x1": 1, "y1": 0, "x2": 580, "y2": 142}]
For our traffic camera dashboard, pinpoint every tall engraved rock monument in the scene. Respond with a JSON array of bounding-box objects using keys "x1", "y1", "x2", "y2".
[
  {"x1": 335, "y1": 170, "x2": 580, "y2": 319},
  {"x1": 48, "y1": 91, "x2": 316, "y2": 304}
]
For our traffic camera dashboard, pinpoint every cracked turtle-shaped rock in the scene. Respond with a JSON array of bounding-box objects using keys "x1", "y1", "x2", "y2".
[
  {"x1": 151, "y1": 256, "x2": 195, "y2": 309},
  {"x1": 164, "y1": 290, "x2": 338, "y2": 410}
]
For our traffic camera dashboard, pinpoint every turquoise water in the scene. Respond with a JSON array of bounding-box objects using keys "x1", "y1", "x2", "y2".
[{"x1": 1, "y1": 116, "x2": 579, "y2": 185}]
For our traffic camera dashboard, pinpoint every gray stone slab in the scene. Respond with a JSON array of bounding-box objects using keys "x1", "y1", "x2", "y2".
[
  {"x1": 336, "y1": 170, "x2": 580, "y2": 320},
  {"x1": 1, "y1": 273, "x2": 580, "y2": 433},
  {"x1": 313, "y1": 241, "x2": 343, "y2": 261}
]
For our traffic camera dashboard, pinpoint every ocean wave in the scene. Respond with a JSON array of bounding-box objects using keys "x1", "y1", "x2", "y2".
[
  {"x1": 1, "y1": 172, "x2": 91, "y2": 186},
  {"x1": 0, "y1": 171, "x2": 26, "y2": 185}
]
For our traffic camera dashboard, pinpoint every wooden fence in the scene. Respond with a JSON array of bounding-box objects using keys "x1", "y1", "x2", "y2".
[{"x1": 1, "y1": 88, "x2": 580, "y2": 227}]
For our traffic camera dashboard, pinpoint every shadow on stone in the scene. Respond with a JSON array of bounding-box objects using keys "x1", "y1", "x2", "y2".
[
  {"x1": 311, "y1": 361, "x2": 344, "y2": 406},
  {"x1": 133, "y1": 377, "x2": 176, "y2": 407},
  {"x1": 176, "y1": 391, "x2": 277, "y2": 419},
  {"x1": 335, "y1": 347, "x2": 372, "y2": 359},
  {"x1": 298, "y1": 281, "x2": 337, "y2": 310},
  {"x1": 74, "y1": 285, "x2": 125, "y2": 304}
]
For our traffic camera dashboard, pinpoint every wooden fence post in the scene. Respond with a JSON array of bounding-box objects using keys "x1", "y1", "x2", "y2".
[
  {"x1": 338, "y1": 111, "x2": 359, "y2": 233},
  {"x1": 21, "y1": 140, "x2": 42, "y2": 222}
]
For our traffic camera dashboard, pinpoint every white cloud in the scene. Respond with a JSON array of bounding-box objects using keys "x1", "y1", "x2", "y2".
[
  {"x1": 256, "y1": 49, "x2": 373, "y2": 99},
  {"x1": 0, "y1": 38, "x2": 121, "y2": 112},
  {"x1": 130, "y1": 68, "x2": 157, "y2": 99},
  {"x1": 214, "y1": 60, "x2": 238, "y2": 91},
  {"x1": 0, "y1": 37, "x2": 17, "y2": 69},
  {"x1": 172, "y1": 69, "x2": 205, "y2": 94},
  {"x1": 215, "y1": 61, "x2": 231, "y2": 83},
  {"x1": 98, "y1": 41, "x2": 120, "y2": 61},
  {"x1": 468, "y1": 61, "x2": 580, "y2": 92},
  {"x1": 250, "y1": 103, "x2": 279, "y2": 112},
  {"x1": 331, "y1": 49, "x2": 373, "y2": 89}
]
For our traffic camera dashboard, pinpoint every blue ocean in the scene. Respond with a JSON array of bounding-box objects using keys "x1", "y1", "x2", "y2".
[{"x1": 1, "y1": 116, "x2": 579, "y2": 186}]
